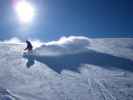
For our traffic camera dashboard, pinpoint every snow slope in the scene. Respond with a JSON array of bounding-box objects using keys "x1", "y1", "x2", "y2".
[{"x1": 0, "y1": 37, "x2": 133, "y2": 100}]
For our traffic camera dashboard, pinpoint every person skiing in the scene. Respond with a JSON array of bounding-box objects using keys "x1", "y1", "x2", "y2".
[{"x1": 24, "y1": 40, "x2": 33, "y2": 52}]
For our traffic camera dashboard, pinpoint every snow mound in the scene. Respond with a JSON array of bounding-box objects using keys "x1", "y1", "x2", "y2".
[{"x1": 35, "y1": 36, "x2": 91, "y2": 56}]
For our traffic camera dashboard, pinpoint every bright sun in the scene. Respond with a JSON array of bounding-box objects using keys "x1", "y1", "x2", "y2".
[{"x1": 15, "y1": 0, "x2": 35, "y2": 24}]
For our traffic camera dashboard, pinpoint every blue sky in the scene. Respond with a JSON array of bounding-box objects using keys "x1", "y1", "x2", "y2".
[{"x1": 0, "y1": 0, "x2": 133, "y2": 41}]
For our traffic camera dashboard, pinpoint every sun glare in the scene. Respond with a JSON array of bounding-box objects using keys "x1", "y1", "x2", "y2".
[{"x1": 15, "y1": 0, "x2": 35, "y2": 24}]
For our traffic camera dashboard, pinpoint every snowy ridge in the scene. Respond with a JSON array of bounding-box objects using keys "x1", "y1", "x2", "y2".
[
  {"x1": 0, "y1": 37, "x2": 133, "y2": 100},
  {"x1": 35, "y1": 36, "x2": 91, "y2": 56}
]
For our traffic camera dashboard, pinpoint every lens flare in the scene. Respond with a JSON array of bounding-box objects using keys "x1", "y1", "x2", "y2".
[{"x1": 15, "y1": 0, "x2": 35, "y2": 24}]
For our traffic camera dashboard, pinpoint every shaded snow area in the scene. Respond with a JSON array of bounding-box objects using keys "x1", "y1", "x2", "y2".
[{"x1": 0, "y1": 36, "x2": 133, "y2": 100}]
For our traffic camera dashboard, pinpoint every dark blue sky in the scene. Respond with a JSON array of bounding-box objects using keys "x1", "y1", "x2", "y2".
[{"x1": 0, "y1": 0, "x2": 133, "y2": 41}]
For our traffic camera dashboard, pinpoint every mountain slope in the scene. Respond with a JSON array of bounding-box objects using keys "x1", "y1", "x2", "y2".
[{"x1": 0, "y1": 38, "x2": 133, "y2": 100}]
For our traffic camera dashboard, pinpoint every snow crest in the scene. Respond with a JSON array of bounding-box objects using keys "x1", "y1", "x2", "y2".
[{"x1": 35, "y1": 36, "x2": 91, "y2": 56}]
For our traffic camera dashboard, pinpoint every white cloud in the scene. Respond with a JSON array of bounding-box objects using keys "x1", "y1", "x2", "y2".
[
  {"x1": 1, "y1": 36, "x2": 133, "y2": 62},
  {"x1": 0, "y1": 36, "x2": 91, "y2": 55},
  {"x1": 35, "y1": 36, "x2": 91, "y2": 56},
  {"x1": 30, "y1": 39, "x2": 44, "y2": 49},
  {"x1": 0, "y1": 37, "x2": 43, "y2": 49},
  {"x1": 2, "y1": 37, "x2": 22, "y2": 44}
]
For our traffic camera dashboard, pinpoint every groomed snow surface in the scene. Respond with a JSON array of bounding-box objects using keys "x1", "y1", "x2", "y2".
[{"x1": 0, "y1": 36, "x2": 133, "y2": 100}]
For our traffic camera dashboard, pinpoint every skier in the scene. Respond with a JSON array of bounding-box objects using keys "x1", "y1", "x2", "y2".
[{"x1": 24, "y1": 40, "x2": 33, "y2": 52}]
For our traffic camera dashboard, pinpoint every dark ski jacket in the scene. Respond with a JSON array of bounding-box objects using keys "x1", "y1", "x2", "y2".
[{"x1": 24, "y1": 40, "x2": 33, "y2": 51}]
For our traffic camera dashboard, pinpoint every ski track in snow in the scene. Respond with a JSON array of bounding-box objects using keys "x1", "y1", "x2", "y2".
[{"x1": 0, "y1": 38, "x2": 133, "y2": 100}]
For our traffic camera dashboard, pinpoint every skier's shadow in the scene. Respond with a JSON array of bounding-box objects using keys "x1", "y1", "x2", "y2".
[
  {"x1": 23, "y1": 49, "x2": 133, "y2": 74},
  {"x1": 23, "y1": 53, "x2": 35, "y2": 68}
]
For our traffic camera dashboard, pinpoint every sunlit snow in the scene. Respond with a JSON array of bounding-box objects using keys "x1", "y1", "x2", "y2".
[{"x1": 0, "y1": 36, "x2": 133, "y2": 100}]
